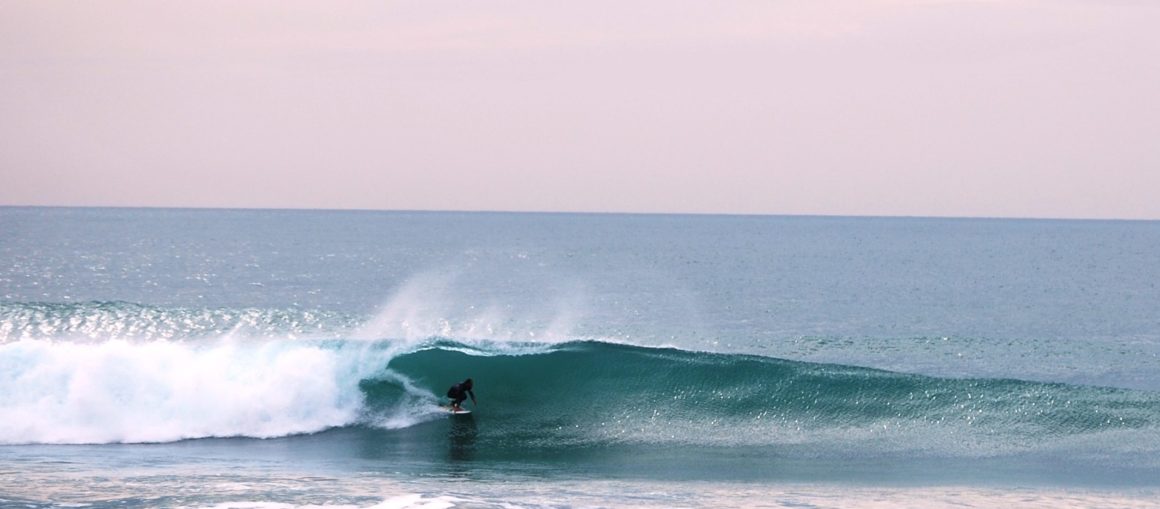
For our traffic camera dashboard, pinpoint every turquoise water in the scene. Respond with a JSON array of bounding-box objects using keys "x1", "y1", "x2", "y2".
[{"x1": 2, "y1": 207, "x2": 1159, "y2": 507}]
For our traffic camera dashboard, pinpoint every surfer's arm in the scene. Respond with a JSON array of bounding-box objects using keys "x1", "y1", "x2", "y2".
[{"x1": 468, "y1": 389, "x2": 476, "y2": 405}]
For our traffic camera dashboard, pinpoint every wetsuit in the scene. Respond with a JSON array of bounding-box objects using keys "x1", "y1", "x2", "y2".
[{"x1": 447, "y1": 380, "x2": 475, "y2": 408}]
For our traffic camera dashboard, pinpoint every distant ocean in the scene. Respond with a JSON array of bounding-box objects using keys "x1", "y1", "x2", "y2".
[{"x1": 2, "y1": 207, "x2": 1158, "y2": 508}]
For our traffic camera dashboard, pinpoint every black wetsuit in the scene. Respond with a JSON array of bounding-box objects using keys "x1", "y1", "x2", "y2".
[{"x1": 447, "y1": 381, "x2": 474, "y2": 407}]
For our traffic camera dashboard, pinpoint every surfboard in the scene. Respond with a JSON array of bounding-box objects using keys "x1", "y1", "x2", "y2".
[{"x1": 443, "y1": 406, "x2": 472, "y2": 415}]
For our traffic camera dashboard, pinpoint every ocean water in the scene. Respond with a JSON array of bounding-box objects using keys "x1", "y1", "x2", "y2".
[{"x1": 2, "y1": 207, "x2": 1159, "y2": 508}]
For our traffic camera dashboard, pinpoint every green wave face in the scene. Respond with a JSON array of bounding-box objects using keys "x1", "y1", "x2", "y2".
[{"x1": 370, "y1": 341, "x2": 1160, "y2": 458}]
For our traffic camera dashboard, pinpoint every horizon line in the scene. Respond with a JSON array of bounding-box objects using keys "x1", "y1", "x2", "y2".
[{"x1": 2, "y1": 204, "x2": 1156, "y2": 223}]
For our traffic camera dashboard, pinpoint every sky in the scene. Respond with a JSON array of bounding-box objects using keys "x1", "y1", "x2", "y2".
[{"x1": 2, "y1": 1, "x2": 1158, "y2": 219}]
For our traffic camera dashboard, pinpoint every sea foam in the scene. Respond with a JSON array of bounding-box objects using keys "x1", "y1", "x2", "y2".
[{"x1": 0, "y1": 337, "x2": 391, "y2": 444}]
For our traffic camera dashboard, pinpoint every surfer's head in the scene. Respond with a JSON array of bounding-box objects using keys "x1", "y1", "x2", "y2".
[{"x1": 464, "y1": 378, "x2": 473, "y2": 388}]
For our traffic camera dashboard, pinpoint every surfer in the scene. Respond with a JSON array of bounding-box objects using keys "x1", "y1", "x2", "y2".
[{"x1": 446, "y1": 378, "x2": 476, "y2": 412}]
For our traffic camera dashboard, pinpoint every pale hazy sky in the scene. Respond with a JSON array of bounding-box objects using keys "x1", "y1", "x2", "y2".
[{"x1": 2, "y1": 1, "x2": 1158, "y2": 219}]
